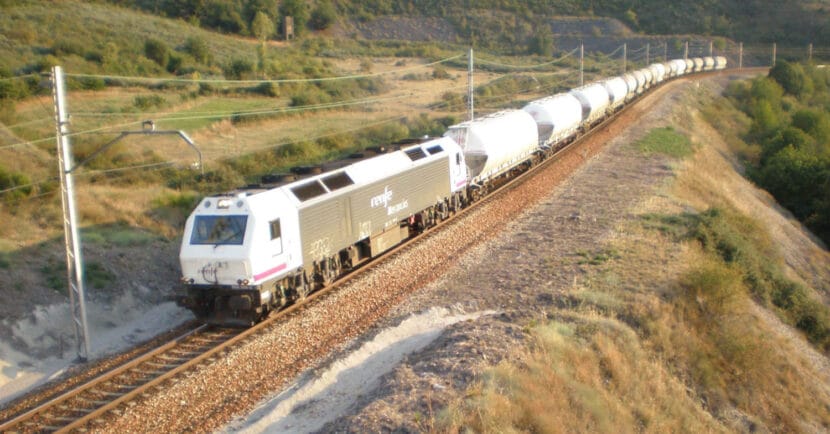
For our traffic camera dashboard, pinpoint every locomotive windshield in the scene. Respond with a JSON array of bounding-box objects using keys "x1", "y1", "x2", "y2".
[{"x1": 190, "y1": 215, "x2": 248, "y2": 245}]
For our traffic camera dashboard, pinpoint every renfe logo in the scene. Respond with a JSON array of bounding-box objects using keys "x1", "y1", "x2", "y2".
[
  {"x1": 370, "y1": 186, "x2": 409, "y2": 216},
  {"x1": 370, "y1": 186, "x2": 393, "y2": 208}
]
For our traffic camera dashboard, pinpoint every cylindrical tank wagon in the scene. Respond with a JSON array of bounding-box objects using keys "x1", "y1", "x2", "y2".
[
  {"x1": 522, "y1": 94, "x2": 583, "y2": 150},
  {"x1": 703, "y1": 57, "x2": 715, "y2": 71},
  {"x1": 444, "y1": 110, "x2": 539, "y2": 183},
  {"x1": 601, "y1": 77, "x2": 629, "y2": 111},
  {"x1": 622, "y1": 73, "x2": 638, "y2": 100},
  {"x1": 569, "y1": 82, "x2": 611, "y2": 126}
]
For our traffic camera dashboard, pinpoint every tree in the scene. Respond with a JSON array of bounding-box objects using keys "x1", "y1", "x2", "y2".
[
  {"x1": 527, "y1": 23, "x2": 553, "y2": 56},
  {"x1": 762, "y1": 127, "x2": 813, "y2": 163},
  {"x1": 200, "y1": 0, "x2": 246, "y2": 34},
  {"x1": 791, "y1": 109, "x2": 830, "y2": 144},
  {"x1": 769, "y1": 60, "x2": 807, "y2": 96},
  {"x1": 753, "y1": 146, "x2": 827, "y2": 219},
  {"x1": 309, "y1": 0, "x2": 337, "y2": 31},
  {"x1": 251, "y1": 11, "x2": 275, "y2": 41}
]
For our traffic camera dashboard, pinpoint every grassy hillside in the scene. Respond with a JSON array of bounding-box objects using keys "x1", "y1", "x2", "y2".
[{"x1": 104, "y1": 0, "x2": 830, "y2": 48}]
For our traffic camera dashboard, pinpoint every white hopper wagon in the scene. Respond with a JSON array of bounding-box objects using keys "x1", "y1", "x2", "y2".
[
  {"x1": 703, "y1": 57, "x2": 715, "y2": 71},
  {"x1": 632, "y1": 70, "x2": 647, "y2": 93},
  {"x1": 622, "y1": 73, "x2": 638, "y2": 99},
  {"x1": 640, "y1": 68, "x2": 654, "y2": 88},
  {"x1": 648, "y1": 63, "x2": 666, "y2": 84},
  {"x1": 602, "y1": 77, "x2": 629, "y2": 110},
  {"x1": 522, "y1": 93, "x2": 583, "y2": 149},
  {"x1": 714, "y1": 56, "x2": 728, "y2": 70},
  {"x1": 672, "y1": 59, "x2": 687, "y2": 76},
  {"x1": 444, "y1": 110, "x2": 539, "y2": 183},
  {"x1": 693, "y1": 57, "x2": 704, "y2": 72},
  {"x1": 569, "y1": 82, "x2": 611, "y2": 125}
]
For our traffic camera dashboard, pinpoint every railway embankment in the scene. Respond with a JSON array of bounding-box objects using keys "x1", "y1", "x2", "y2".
[{"x1": 307, "y1": 73, "x2": 830, "y2": 432}]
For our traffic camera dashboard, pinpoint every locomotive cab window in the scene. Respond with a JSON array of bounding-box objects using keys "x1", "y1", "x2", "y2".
[
  {"x1": 191, "y1": 215, "x2": 248, "y2": 245},
  {"x1": 269, "y1": 219, "x2": 281, "y2": 240},
  {"x1": 269, "y1": 218, "x2": 283, "y2": 254},
  {"x1": 456, "y1": 153, "x2": 462, "y2": 165}
]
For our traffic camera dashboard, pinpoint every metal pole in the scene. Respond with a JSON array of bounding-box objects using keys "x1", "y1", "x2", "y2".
[
  {"x1": 623, "y1": 43, "x2": 627, "y2": 73},
  {"x1": 809, "y1": 43, "x2": 813, "y2": 63},
  {"x1": 579, "y1": 43, "x2": 584, "y2": 86},
  {"x1": 739, "y1": 42, "x2": 743, "y2": 70},
  {"x1": 646, "y1": 42, "x2": 650, "y2": 64},
  {"x1": 709, "y1": 40, "x2": 713, "y2": 56},
  {"x1": 468, "y1": 47, "x2": 474, "y2": 121},
  {"x1": 52, "y1": 66, "x2": 90, "y2": 362},
  {"x1": 663, "y1": 42, "x2": 667, "y2": 61},
  {"x1": 772, "y1": 42, "x2": 777, "y2": 66},
  {"x1": 684, "y1": 41, "x2": 688, "y2": 60}
]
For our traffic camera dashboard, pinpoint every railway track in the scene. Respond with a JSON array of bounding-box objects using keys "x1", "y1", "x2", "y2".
[
  {"x1": 0, "y1": 67, "x2": 761, "y2": 433},
  {"x1": 0, "y1": 326, "x2": 242, "y2": 433}
]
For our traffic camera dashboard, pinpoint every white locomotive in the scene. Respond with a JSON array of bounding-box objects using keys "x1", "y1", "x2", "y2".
[{"x1": 178, "y1": 57, "x2": 725, "y2": 325}]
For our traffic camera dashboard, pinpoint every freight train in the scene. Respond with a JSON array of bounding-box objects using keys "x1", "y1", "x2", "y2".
[{"x1": 177, "y1": 56, "x2": 727, "y2": 325}]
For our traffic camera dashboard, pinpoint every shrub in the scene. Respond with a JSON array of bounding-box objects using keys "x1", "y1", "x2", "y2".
[
  {"x1": 52, "y1": 40, "x2": 85, "y2": 57},
  {"x1": 224, "y1": 58, "x2": 255, "y2": 80},
  {"x1": 309, "y1": 0, "x2": 337, "y2": 30},
  {"x1": 183, "y1": 36, "x2": 211, "y2": 64},
  {"x1": 166, "y1": 54, "x2": 184, "y2": 74},
  {"x1": 0, "y1": 165, "x2": 32, "y2": 203},
  {"x1": 144, "y1": 38, "x2": 170, "y2": 67},
  {"x1": 432, "y1": 66, "x2": 451, "y2": 79},
  {"x1": 133, "y1": 94, "x2": 166, "y2": 110}
]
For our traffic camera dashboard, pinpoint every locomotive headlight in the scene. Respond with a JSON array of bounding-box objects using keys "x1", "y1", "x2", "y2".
[{"x1": 217, "y1": 198, "x2": 232, "y2": 209}]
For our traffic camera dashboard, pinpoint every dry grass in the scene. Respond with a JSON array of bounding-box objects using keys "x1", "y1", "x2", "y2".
[{"x1": 442, "y1": 313, "x2": 722, "y2": 433}]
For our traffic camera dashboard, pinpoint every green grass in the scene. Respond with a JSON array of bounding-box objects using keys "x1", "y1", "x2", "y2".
[
  {"x1": 81, "y1": 224, "x2": 161, "y2": 247},
  {"x1": 643, "y1": 207, "x2": 830, "y2": 350},
  {"x1": 576, "y1": 248, "x2": 621, "y2": 265},
  {"x1": 84, "y1": 261, "x2": 116, "y2": 290},
  {"x1": 635, "y1": 126, "x2": 695, "y2": 159}
]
